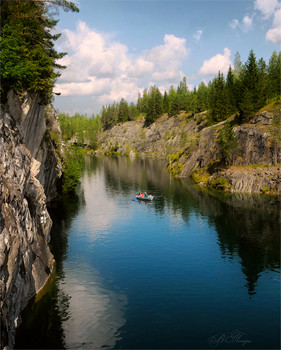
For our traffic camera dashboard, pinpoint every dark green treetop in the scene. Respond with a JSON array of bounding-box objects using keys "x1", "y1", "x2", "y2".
[{"x1": 0, "y1": 0, "x2": 78, "y2": 98}]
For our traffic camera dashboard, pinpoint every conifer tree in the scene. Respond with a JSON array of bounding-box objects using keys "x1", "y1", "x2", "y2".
[
  {"x1": 163, "y1": 91, "x2": 170, "y2": 113},
  {"x1": 145, "y1": 86, "x2": 163, "y2": 125},
  {"x1": 0, "y1": 0, "x2": 78, "y2": 97},
  {"x1": 267, "y1": 51, "x2": 281, "y2": 98},
  {"x1": 118, "y1": 98, "x2": 129, "y2": 122},
  {"x1": 239, "y1": 50, "x2": 260, "y2": 119},
  {"x1": 128, "y1": 102, "x2": 138, "y2": 121},
  {"x1": 257, "y1": 57, "x2": 268, "y2": 108},
  {"x1": 177, "y1": 77, "x2": 188, "y2": 110},
  {"x1": 197, "y1": 82, "x2": 209, "y2": 112},
  {"x1": 168, "y1": 85, "x2": 180, "y2": 117},
  {"x1": 226, "y1": 65, "x2": 237, "y2": 113},
  {"x1": 209, "y1": 72, "x2": 228, "y2": 122}
]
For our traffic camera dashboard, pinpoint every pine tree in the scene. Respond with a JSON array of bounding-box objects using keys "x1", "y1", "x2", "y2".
[
  {"x1": 168, "y1": 86, "x2": 180, "y2": 117},
  {"x1": 239, "y1": 88, "x2": 255, "y2": 121},
  {"x1": 239, "y1": 50, "x2": 260, "y2": 118},
  {"x1": 257, "y1": 57, "x2": 268, "y2": 108},
  {"x1": 128, "y1": 102, "x2": 138, "y2": 121},
  {"x1": 177, "y1": 77, "x2": 188, "y2": 110},
  {"x1": 145, "y1": 86, "x2": 163, "y2": 126},
  {"x1": 226, "y1": 65, "x2": 237, "y2": 113},
  {"x1": 118, "y1": 98, "x2": 129, "y2": 122},
  {"x1": 0, "y1": 0, "x2": 78, "y2": 97},
  {"x1": 267, "y1": 51, "x2": 281, "y2": 98},
  {"x1": 163, "y1": 91, "x2": 170, "y2": 113},
  {"x1": 197, "y1": 82, "x2": 209, "y2": 112},
  {"x1": 209, "y1": 72, "x2": 229, "y2": 122}
]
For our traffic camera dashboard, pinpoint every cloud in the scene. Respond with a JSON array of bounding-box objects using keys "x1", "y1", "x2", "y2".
[
  {"x1": 148, "y1": 34, "x2": 189, "y2": 82},
  {"x1": 55, "y1": 22, "x2": 190, "y2": 110},
  {"x1": 254, "y1": 0, "x2": 281, "y2": 45},
  {"x1": 242, "y1": 16, "x2": 253, "y2": 31},
  {"x1": 254, "y1": 0, "x2": 279, "y2": 19},
  {"x1": 229, "y1": 19, "x2": 239, "y2": 29},
  {"x1": 193, "y1": 30, "x2": 203, "y2": 41},
  {"x1": 266, "y1": 8, "x2": 281, "y2": 44},
  {"x1": 199, "y1": 48, "x2": 232, "y2": 75}
]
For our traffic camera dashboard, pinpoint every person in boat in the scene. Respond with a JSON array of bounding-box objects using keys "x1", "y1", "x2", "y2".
[{"x1": 144, "y1": 192, "x2": 148, "y2": 197}]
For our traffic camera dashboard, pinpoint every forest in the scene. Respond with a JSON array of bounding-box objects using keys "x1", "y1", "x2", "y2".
[{"x1": 100, "y1": 50, "x2": 281, "y2": 129}]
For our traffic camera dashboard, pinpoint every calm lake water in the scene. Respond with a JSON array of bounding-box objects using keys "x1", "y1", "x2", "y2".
[{"x1": 16, "y1": 156, "x2": 280, "y2": 349}]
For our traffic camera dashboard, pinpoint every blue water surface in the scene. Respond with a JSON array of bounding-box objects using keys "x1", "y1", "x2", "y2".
[{"x1": 16, "y1": 156, "x2": 280, "y2": 350}]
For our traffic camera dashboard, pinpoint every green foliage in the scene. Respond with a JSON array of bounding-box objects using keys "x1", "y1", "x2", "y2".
[
  {"x1": 218, "y1": 121, "x2": 239, "y2": 165},
  {"x1": 267, "y1": 51, "x2": 281, "y2": 99},
  {"x1": 208, "y1": 72, "x2": 229, "y2": 122},
  {"x1": 101, "y1": 99, "x2": 139, "y2": 130},
  {"x1": 167, "y1": 151, "x2": 183, "y2": 176},
  {"x1": 145, "y1": 86, "x2": 163, "y2": 126},
  {"x1": 59, "y1": 113, "x2": 102, "y2": 149},
  {"x1": 192, "y1": 169, "x2": 210, "y2": 185},
  {"x1": 207, "y1": 175, "x2": 230, "y2": 190},
  {"x1": 168, "y1": 85, "x2": 180, "y2": 117},
  {"x1": 62, "y1": 147, "x2": 84, "y2": 194},
  {"x1": 118, "y1": 98, "x2": 129, "y2": 123},
  {"x1": 0, "y1": 0, "x2": 78, "y2": 97},
  {"x1": 105, "y1": 141, "x2": 121, "y2": 157},
  {"x1": 94, "y1": 49, "x2": 279, "y2": 132},
  {"x1": 163, "y1": 91, "x2": 170, "y2": 113}
]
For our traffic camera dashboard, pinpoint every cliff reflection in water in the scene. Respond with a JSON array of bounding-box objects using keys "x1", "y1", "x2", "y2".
[
  {"x1": 15, "y1": 190, "x2": 85, "y2": 349},
  {"x1": 15, "y1": 155, "x2": 280, "y2": 349},
  {"x1": 98, "y1": 156, "x2": 280, "y2": 296}
]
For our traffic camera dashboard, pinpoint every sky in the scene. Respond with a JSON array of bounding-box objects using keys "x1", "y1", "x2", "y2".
[{"x1": 53, "y1": 0, "x2": 281, "y2": 116}]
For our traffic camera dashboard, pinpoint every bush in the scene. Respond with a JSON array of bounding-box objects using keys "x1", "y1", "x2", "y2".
[{"x1": 207, "y1": 175, "x2": 230, "y2": 190}]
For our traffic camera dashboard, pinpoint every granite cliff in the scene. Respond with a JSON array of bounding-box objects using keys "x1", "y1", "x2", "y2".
[
  {"x1": 98, "y1": 109, "x2": 281, "y2": 194},
  {"x1": 0, "y1": 90, "x2": 62, "y2": 349}
]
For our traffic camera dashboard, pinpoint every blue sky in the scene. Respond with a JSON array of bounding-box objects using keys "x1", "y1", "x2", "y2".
[{"x1": 53, "y1": 0, "x2": 281, "y2": 115}]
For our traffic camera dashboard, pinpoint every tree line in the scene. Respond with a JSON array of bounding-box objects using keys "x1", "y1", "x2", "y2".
[
  {"x1": 101, "y1": 50, "x2": 280, "y2": 128},
  {"x1": 59, "y1": 113, "x2": 102, "y2": 149}
]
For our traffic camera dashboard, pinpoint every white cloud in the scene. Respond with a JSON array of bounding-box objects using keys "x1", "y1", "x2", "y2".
[
  {"x1": 55, "y1": 23, "x2": 190, "y2": 109},
  {"x1": 199, "y1": 48, "x2": 232, "y2": 75},
  {"x1": 266, "y1": 8, "x2": 281, "y2": 44},
  {"x1": 128, "y1": 58, "x2": 154, "y2": 78},
  {"x1": 193, "y1": 30, "x2": 203, "y2": 40},
  {"x1": 229, "y1": 19, "x2": 239, "y2": 29},
  {"x1": 255, "y1": 0, "x2": 279, "y2": 19},
  {"x1": 242, "y1": 16, "x2": 253, "y2": 31},
  {"x1": 148, "y1": 34, "x2": 189, "y2": 82}
]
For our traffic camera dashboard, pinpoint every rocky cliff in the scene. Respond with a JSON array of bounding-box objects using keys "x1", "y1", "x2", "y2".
[
  {"x1": 98, "y1": 109, "x2": 281, "y2": 194},
  {"x1": 0, "y1": 90, "x2": 62, "y2": 349}
]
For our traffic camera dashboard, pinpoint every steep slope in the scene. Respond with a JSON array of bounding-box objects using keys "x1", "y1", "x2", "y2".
[
  {"x1": 98, "y1": 110, "x2": 281, "y2": 193},
  {"x1": 0, "y1": 90, "x2": 62, "y2": 349}
]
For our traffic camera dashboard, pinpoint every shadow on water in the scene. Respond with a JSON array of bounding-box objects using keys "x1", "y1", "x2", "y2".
[
  {"x1": 15, "y1": 155, "x2": 280, "y2": 349},
  {"x1": 98, "y1": 156, "x2": 280, "y2": 296},
  {"x1": 181, "y1": 182, "x2": 280, "y2": 296},
  {"x1": 15, "y1": 188, "x2": 86, "y2": 349}
]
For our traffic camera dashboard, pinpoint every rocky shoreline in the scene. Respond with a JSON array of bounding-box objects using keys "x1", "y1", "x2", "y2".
[{"x1": 98, "y1": 110, "x2": 281, "y2": 194}]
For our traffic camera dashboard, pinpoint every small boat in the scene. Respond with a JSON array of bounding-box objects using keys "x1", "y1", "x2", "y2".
[{"x1": 136, "y1": 194, "x2": 154, "y2": 201}]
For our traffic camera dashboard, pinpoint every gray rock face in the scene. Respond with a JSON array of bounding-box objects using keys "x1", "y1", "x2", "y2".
[
  {"x1": 6, "y1": 90, "x2": 62, "y2": 202},
  {"x1": 0, "y1": 90, "x2": 62, "y2": 349},
  {"x1": 98, "y1": 111, "x2": 281, "y2": 193}
]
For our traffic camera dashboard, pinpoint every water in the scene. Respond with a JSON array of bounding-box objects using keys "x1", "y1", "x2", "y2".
[{"x1": 16, "y1": 156, "x2": 280, "y2": 349}]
